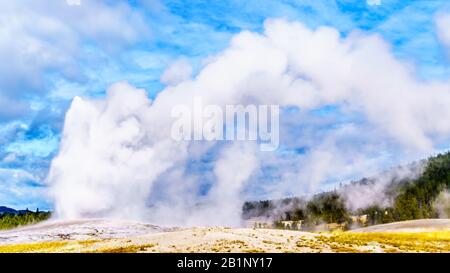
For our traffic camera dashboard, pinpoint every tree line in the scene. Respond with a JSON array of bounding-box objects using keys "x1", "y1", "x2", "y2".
[
  {"x1": 0, "y1": 210, "x2": 51, "y2": 230},
  {"x1": 242, "y1": 152, "x2": 450, "y2": 229}
]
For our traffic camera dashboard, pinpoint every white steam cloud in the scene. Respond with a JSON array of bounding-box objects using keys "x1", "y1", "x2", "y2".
[
  {"x1": 434, "y1": 190, "x2": 450, "y2": 218},
  {"x1": 47, "y1": 83, "x2": 186, "y2": 220},
  {"x1": 339, "y1": 161, "x2": 426, "y2": 211},
  {"x1": 48, "y1": 19, "x2": 450, "y2": 226}
]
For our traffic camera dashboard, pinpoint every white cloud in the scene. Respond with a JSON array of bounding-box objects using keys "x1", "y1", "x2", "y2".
[
  {"x1": 160, "y1": 58, "x2": 193, "y2": 86},
  {"x1": 367, "y1": 0, "x2": 381, "y2": 6},
  {"x1": 0, "y1": 95, "x2": 29, "y2": 121},
  {"x1": 0, "y1": 1, "x2": 149, "y2": 100},
  {"x1": 436, "y1": 13, "x2": 450, "y2": 52},
  {"x1": 5, "y1": 133, "x2": 59, "y2": 158},
  {"x1": 48, "y1": 19, "x2": 450, "y2": 226},
  {"x1": 66, "y1": 0, "x2": 81, "y2": 6},
  {"x1": 0, "y1": 168, "x2": 48, "y2": 210}
]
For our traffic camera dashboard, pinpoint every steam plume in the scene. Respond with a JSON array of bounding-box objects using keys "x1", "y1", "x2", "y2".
[{"x1": 47, "y1": 19, "x2": 450, "y2": 226}]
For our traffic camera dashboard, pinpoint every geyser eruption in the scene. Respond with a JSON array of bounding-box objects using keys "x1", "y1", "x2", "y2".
[
  {"x1": 47, "y1": 82, "x2": 187, "y2": 220},
  {"x1": 47, "y1": 19, "x2": 450, "y2": 226},
  {"x1": 47, "y1": 81, "x2": 258, "y2": 225}
]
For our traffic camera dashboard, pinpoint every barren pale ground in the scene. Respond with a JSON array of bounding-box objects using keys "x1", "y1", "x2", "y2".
[{"x1": 0, "y1": 219, "x2": 449, "y2": 253}]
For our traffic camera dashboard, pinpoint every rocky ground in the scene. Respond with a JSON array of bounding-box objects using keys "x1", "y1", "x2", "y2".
[{"x1": 0, "y1": 219, "x2": 449, "y2": 253}]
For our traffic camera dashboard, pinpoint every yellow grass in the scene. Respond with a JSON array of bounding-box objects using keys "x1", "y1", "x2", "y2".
[
  {"x1": 317, "y1": 231, "x2": 450, "y2": 252},
  {"x1": 0, "y1": 240, "x2": 99, "y2": 253},
  {"x1": 90, "y1": 243, "x2": 157, "y2": 253}
]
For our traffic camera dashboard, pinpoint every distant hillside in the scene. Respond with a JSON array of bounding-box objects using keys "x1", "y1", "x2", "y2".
[
  {"x1": 242, "y1": 152, "x2": 450, "y2": 229},
  {"x1": 0, "y1": 206, "x2": 18, "y2": 215},
  {"x1": 0, "y1": 207, "x2": 40, "y2": 216}
]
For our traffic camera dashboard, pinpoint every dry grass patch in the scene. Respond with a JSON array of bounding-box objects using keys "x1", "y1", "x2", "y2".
[
  {"x1": 91, "y1": 243, "x2": 157, "y2": 253},
  {"x1": 0, "y1": 240, "x2": 100, "y2": 253},
  {"x1": 210, "y1": 239, "x2": 250, "y2": 252},
  {"x1": 317, "y1": 231, "x2": 450, "y2": 253}
]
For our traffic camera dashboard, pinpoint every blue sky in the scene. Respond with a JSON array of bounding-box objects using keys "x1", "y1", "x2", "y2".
[{"x1": 1, "y1": 0, "x2": 450, "y2": 210}]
